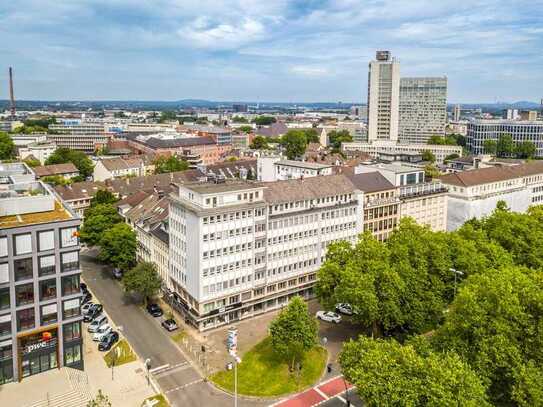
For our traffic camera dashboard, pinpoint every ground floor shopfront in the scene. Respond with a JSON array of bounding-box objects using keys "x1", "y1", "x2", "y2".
[{"x1": 0, "y1": 321, "x2": 83, "y2": 384}]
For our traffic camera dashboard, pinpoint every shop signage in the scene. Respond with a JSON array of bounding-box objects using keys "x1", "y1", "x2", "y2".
[{"x1": 26, "y1": 341, "x2": 48, "y2": 354}]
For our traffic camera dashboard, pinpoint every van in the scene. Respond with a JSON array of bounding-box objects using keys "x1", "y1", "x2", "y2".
[{"x1": 88, "y1": 315, "x2": 108, "y2": 333}]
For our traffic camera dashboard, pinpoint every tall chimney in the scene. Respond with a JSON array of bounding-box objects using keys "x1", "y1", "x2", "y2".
[{"x1": 8, "y1": 67, "x2": 15, "y2": 117}]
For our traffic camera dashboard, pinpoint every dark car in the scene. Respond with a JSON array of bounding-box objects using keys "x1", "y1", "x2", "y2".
[
  {"x1": 161, "y1": 319, "x2": 178, "y2": 331},
  {"x1": 146, "y1": 303, "x2": 163, "y2": 317},
  {"x1": 80, "y1": 283, "x2": 88, "y2": 293},
  {"x1": 81, "y1": 291, "x2": 92, "y2": 305},
  {"x1": 83, "y1": 304, "x2": 103, "y2": 322},
  {"x1": 98, "y1": 331, "x2": 119, "y2": 351}
]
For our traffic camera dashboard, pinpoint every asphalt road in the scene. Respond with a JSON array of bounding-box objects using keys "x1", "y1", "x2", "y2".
[{"x1": 81, "y1": 251, "x2": 269, "y2": 407}]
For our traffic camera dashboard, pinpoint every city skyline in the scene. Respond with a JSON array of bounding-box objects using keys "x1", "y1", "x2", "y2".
[{"x1": 1, "y1": 0, "x2": 543, "y2": 103}]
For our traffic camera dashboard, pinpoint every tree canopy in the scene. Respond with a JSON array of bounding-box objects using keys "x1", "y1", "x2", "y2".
[
  {"x1": 484, "y1": 139, "x2": 498, "y2": 155},
  {"x1": 327, "y1": 129, "x2": 352, "y2": 151},
  {"x1": 231, "y1": 116, "x2": 248, "y2": 123},
  {"x1": 45, "y1": 148, "x2": 94, "y2": 178},
  {"x1": 153, "y1": 155, "x2": 189, "y2": 174},
  {"x1": 250, "y1": 135, "x2": 269, "y2": 150},
  {"x1": 269, "y1": 296, "x2": 318, "y2": 369},
  {"x1": 427, "y1": 134, "x2": 465, "y2": 146},
  {"x1": 0, "y1": 132, "x2": 16, "y2": 160},
  {"x1": 280, "y1": 130, "x2": 308, "y2": 159},
  {"x1": 253, "y1": 116, "x2": 276, "y2": 126},
  {"x1": 90, "y1": 189, "x2": 118, "y2": 207},
  {"x1": 98, "y1": 223, "x2": 136, "y2": 271},
  {"x1": 23, "y1": 156, "x2": 41, "y2": 167},
  {"x1": 421, "y1": 150, "x2": 436, "y2": 163},
  {"x1": 238, "y1": 125, "x2": 253, "y2": 133},
  {"x1": 80, "y1": 204, "x2": 123, "y2": 246},
  {"x1": 497, "y1": 134, "x2": 515, "y2": 157},
  {"x1": 122, "y1": 262, "x2": 162, "y2": 302}
]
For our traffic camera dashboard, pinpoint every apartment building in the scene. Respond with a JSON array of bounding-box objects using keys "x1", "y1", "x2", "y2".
[
  {"x1": 33, "y1": 163, "x2": 80, "y2": 181},
  {"x1": 18, "y1": 142, "x2": 57, "y2": 165},
  {"x1": 53, "y1": 182, "x2": 107, "y2": 218},
  {"x1": 466, "y1": 119, "x2": 543, "y2": 157},
  {"x1": 440, "y1": 161, "x2": 543, "y2": 230},
  {"x1": 0, "y1": 166, "x2": 83, "y2": 383},
  {"x1": 257, "y1": 157, "x2": 333, "y2": 182},
  {"x1": 48, "y1": 120, "x2": 105, "y2": 135},
  {"x1": 46, "y1": 133, "x2": 110, "y2": 153},
  {"x1": 93, "y1": 157, "x2": 144, "y2": 182},
  {"x1": 399, "y1": 77, "x2": 447, "y2": 144},
  {"x1": 168, "y1": 175, "x2": 363, "y2": 331}
]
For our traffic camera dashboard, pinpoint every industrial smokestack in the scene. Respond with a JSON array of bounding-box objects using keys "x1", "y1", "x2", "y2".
[{"x1": 8, "y1": 67, "x2": 15, "y2": 117}]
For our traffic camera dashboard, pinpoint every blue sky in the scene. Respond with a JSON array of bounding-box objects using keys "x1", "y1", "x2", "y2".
[{"x1": 1, "y1": 0, "x2": 542, "y2": 102}]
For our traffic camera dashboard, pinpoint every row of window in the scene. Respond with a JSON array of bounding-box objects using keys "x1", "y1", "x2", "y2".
[
  {"x1": 203, "y1": 243, "x2": 254, "y2": 259},
  {"x1": 365, "y1": 218, "x2": 398, "y2": 232},
  {"x1": 267, "y1": 258, "x2": 319, "y2": 277},
  {"x1": 203, "y1": 209, "x2": 258, "y2": 224},
  {"x1": 203, "y1": 258, "x2": 254, "y2": 277},
  {"x1": 321, "y1": 222, "x2": 357, "y2": 234},
  {"x1": 267, "y1": 229, "x2": 319, "y2": 245},
  {"x1": 0, "y1": 296, "x2": 80, "y2": 336},
  {"x1": 0, "y1": 227, "x2": 78, "y2": 258},
  {"x1": 203, "y1": 226, "x2": 253, "y2": 241},
  {"x1": 321, "y1": 207, "x2": 357, "y2": 220},
  {"x1": 0, "y1": 251, "x2": 79, "y2": 284},
  {"x1": 269, "y1": 214, "x2": 319, "y2": 230},
  {"x1": 365, "y1": 204, "x2": 399, "y2": 220},
  {"x1": 0, "y1": 274, "x2": 79, "y2": 312},
  {"x1": 267, "y1": 244, "x2": 318, "y2": 261},
  {"x1": 268, "y1": 194, "x2": 353, "y2": 214},
  {"x1": 203, "y1": 274, "x2": 253, "y2": 296}
]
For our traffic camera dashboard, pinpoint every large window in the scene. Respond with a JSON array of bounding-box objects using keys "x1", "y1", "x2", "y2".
[
  {"x1": 14, "y1": 258, "x2": 33, "y2": 281},
  {"x1": 0, "y1": 288, "x2": 9, "y2": 311},
  {"x1": 41, "y1": 303, "x2": 58, "y2": 325},
  {"x1": 38, "y1": 230, "x2": 55, "y2": 252},
  {"x1": 15, "y1": 283, "x2": 34, "y2": 306},
  {"x1": 60, "y1": 227, "x2": 78, "y2": 248},
  {"x1": 61, "y1": 252, "x2": 79, "y2": 273},
  {"x1": 39, "y1": 279, "x2": 57, "y2": 301},
  {"x1": 0, "y1": 313, "x2": 11, "y2": 337},
  {"x1": 0, "y1": 343, "x2": 11, "y2": 361},
  {"x1": 14, "y1": 233, "x2": 32, "y2": 255},
  {"x1": 0, "y1": 263, "x2": 8, "y2": 284},
  {"x1": 39, "y1": 255, "x2": 56, "y2": 276},
  {"x1": 0, "y1": 237, "x2": 7, "y2": 258},
  {"x1": 64, "y1": 343, "x2": 82, "y2": 366},
  {"x1": 63, "y1": 321, "x2": 81, "y2": 342},
  {"x1": 61, "y1": 274, "x2": 80, "y2": 296},
  {"x1": 17, "y1": 308, "x2": 35, "y2": 331},
  {"x1": 62, "y1": 298, "x2": 80, "y2": 319}
]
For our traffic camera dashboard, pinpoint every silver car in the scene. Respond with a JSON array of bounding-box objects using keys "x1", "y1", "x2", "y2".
[{"x1": 316, "y1": 311, "x2": 342, "y2": 324}]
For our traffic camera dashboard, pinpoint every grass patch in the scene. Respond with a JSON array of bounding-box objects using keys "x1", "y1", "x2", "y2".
[
  {"x1": 210, "y1": 336, "x2": 327, "y2": 397},
  {"x1": 170, "y1": 331, "x2": 186, "y2": 343},
  {"x1": 103, "y1": 339, "x2": 137, "y2": 367},
  {"x1": 141, "y1": 394, "x2": 169, "y2": 407}
]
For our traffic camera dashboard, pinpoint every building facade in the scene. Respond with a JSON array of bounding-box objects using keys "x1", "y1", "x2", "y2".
[
  {"x1": 367, "y1": 51, "x2": 400, "y2": 143},
  {"x1": 168, "y1": 175, "x2": 363, "y2": 331},
  {"x1": 399, "y1": 77, "x2": 448, "y2": 144},
  {"x1": 0, "y1": 174, "x2": 83, "y2": 383},
  {"x1": 466, "y1": 119, "x2": 543, "y2": 157}
]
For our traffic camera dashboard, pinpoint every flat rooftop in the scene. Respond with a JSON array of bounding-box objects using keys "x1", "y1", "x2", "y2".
[
  {"x1": 183, "y1": 181, "x2": 262, "y2": 194},
  {"x1": 276, "y1": 160, "x2": 332, "y2": 170},
  {"x1": 0, "y1": 199, "x2": 73, "y2": 229}
]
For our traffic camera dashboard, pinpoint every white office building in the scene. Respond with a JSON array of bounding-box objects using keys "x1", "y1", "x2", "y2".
[
  {"x1": 367, "y1": 51, "x2": 400, "y2": 143},
  {"x1": 399, "y1": 77, "x2": 448, "y2": 144},
  {"x1": 168, "y1": 175, "x2": 363, "y2": 330}
]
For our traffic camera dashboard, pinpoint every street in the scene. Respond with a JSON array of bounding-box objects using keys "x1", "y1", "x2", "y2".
[{"x1": 81, "y1": 251, "x2": 269, "y2": 406}]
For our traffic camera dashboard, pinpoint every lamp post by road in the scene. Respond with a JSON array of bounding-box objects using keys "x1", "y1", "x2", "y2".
[
  {"x1": 449, "y1": 268, "x2": 464, "y2": 297},
  {"x1": 145, "y1": 358, "x2": 151, "y2": 386}
]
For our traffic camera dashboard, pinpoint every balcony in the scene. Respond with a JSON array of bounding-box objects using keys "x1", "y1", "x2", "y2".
[{"x1": 399, "y1": 182, "x2": 448, "y2": 199}]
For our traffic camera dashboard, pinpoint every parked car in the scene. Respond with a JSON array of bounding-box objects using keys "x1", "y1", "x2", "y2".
[
  {"x1": 81, "y1": 302, "x2": 95, "y2": 315},
  {"x1": 80, "y1": 282, "x2": 88, "y2": 293},
  {"x1": 98, "y1": 331, "x2": 119, "y2": 351},
  {"x1": 146, "y1": 303, "x2": 163, "y2": 317},
  {"x1": 112, "y1": 268, "x2": 123, "y2": 280},
  {"x1": 88, "y1": 315, "x2": 108, "y2": 332},
  {"x1": 335, "y1": 303, "x2": 353, "y2": 316},
  {"x1": 81, "y1": 292, "x2": 92, "y2": 305},
  {"x1": 316, "y1": 311, "x2": 342, "y2": 324},
  {"x1": 92, "y1": 324, "x2": 112, "y2": 341},
  {"x1": 161, "y1": 319, "x2": 178, "y2": 332},
  {"x1": 83, "y1": 304, "x2": 103, "y2": 321}
]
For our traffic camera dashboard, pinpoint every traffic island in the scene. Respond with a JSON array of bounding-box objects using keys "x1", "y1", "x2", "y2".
[
  {"x1": 210, "y1": 337, "x2": 327, "y2": 397},
  {"x1": 141, "y1": 394, "x2": 170, "y2": 407},
  {"x1": 103, "y1": 339, "x2": 137, "y2": 367}
]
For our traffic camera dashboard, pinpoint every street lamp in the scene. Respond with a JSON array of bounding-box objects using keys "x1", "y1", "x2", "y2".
[
  {"x1": 449, "y1": 268, "x2": 464, "y2": 297},
  {"x1": 322, "y1": 337, "x2": 350, "y2": 407},
  {"x1": 145, "y1": 358, "x2": 152, "y2": 386}
]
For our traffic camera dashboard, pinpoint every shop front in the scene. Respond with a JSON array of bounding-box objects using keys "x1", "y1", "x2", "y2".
[{"x1": 18, "y1": 327, "x2": 59, "y2": 380}]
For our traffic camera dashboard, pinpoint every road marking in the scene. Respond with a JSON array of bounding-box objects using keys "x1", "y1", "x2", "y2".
[
  {"x1": 149, "y1": 364, "x2": 170, "y2": 374},
  {"x1": 337, "y1": 395, "x2": 347, "y2": 404},
  {"x1": 314, "y1": 387, "x2": 329, "y2": 401},
  {"x1": 164, "y1": 378, "x2": 204, "y2": 394}
]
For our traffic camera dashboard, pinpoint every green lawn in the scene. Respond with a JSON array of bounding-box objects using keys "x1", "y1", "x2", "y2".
[
  {"x1": 141, "y1": 394, "x2": 169, "y2": 407},
  {"x1": 170, "y1": 331, "x2": 186, "y2": 343},
  {"x1": 210, "y1": 337, "x2": 327, "y2": 397},
  {"x1": 103, "y1": 339, "x2": 137, "y2": 367}
]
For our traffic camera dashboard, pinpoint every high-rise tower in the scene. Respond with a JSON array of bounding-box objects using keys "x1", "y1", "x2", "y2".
[
  {"x1": 367, "y1": 51, "x2": 400, "y2": 142},
  {"x1": 9, "y1": 67, "x2": 16, "y2": 117}
]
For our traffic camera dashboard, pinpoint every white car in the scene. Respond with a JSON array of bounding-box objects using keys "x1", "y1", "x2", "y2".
[
  {"x1": 88, "y1": 315, "x2": 108, "y2": 333},
  {"x1": 316, "y1": 311, "x2": 342, "y2": 324},
  {"x1": 335, "y1": 303, "x2": 353, "y2": 316},
  {"x1": 81, "y1": 302, "x2": 95, "y2": 315},
  {"x1": 92, "y1": 324, "x2": 112, "y2": 342}
]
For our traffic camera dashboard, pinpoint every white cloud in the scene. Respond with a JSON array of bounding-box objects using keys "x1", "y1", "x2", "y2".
[{"x1": 290, "y1": 65, "x2": 329, "y2": 77}]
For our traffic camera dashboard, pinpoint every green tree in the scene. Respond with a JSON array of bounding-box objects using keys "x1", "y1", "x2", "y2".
[
  {"x1": 23, "y1": 156, "x2": 41, "y2": 167},
  {"x1": 432, "y1": 266, "x2": 543, "y2": 406},
  {"x1": 122, "y1": 262, "x2": 162, "y2": 303},
  {"x1": 90, "y1": 190, "x2": 118, "y2": 207},
  {"x1": 231, "y1": 116, "x2": 248, "y2": 123},
  {"x1": 253, "y1": 116, "x2": 276, "y2": 126},
  {"x1": 340, "y1": 337, "x2": 490, "y2": 407},
  {"x1": 153, "y1": 155, "x2": 189, "y2": 174},
  {"x1": 238, "y1": 125, "x2": 253, "y2": 133},
  {"x1": 327, "y1": 129, "x2": 352, "y2": 150},
  {"x1": 87, "y1": 390, "x2": 111, "y2": 407},
  {"x1": 158, "y1": 111, "x2": 178, "y2": 123},
  {"x1": 497, "y1": 134, "x2": 515, "y2": 157},
  {"x1": 443, "y1": 153, "x2": 460, "y2": 163},
  {"x1": 80, "y1": 204, "x2": 122, "y2": 246},
  {"x1": 421, "y1": 150, "x2": 436, "y2": 163},
  {"x1": 424, "y1": 163, "x2": 440, "y2": 178},
  {"x1": 302, "y1": 128, "x2": 319, "y2": 143},
  {"x1": 98, "y1": 223, "x2": 136, "y2": 271},
  {"x1": 515, "y1": 141, "x2": 536, "y2": 159},
  {"x1": 0, "y1": 132, "x2": 16, "y2": 160},
  {"x1": 249, "y1": 135, "x2": 269, "y2": 150},
  {"x1": 483, "y1": 139, "x2": 498, "y2": 155},
  {"x1": 40, "y1": 175, "x2": 72, "y2": 186},
  {"x1": 280, "y1": 130, "x2": 307, "y2": 159},
  {"x1": 269, "y1": 296, "x2": 318, "y2": 370},
  {"x1": 45, "y1": 148, "x2": 94, "y2": 178}
]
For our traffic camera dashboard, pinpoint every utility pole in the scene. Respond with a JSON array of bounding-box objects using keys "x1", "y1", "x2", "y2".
[
  {"x1": 9, "y1": 67, "x2": 16, "y2": 117},
  {"x1": 449, "y1": 268, "x2": 464, "y2": 297}
]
